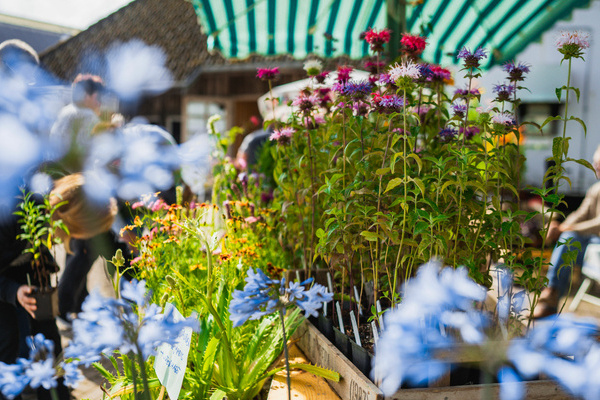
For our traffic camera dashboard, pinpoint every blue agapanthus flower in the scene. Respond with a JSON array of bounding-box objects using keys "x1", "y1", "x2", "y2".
[
  {"x1": 0, "y1": 333, "x2": 57, "y2": 399},
  {"x1": 82, "y1": 123, "x2": 181, "y2": 203},
  {"x1": 229, "y1": 268, "x2": 333, "y2": 327},
  {"x1": 495, "y1": 267, "x2": 526, "y2": 323},
  {"x1": 372, "y1": 261, "x2": 488, "y2": 395},
  {"x1": 66, "y1": 280, "x2": 199, "y2": 366},
  {"x1": 508, "y1": 314, "x2": 600, "y2": 399},
  {"x1": 0, "y1": 362, "x2": 29, "y2": 400}
]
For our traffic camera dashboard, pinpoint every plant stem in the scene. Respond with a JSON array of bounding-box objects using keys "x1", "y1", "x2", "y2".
[
  {"x1": 278, "y1": 309, "x2": 292, "y2": 400},
  {"x1": 307, "y1": 127, "x2": 316, "y2": 274},
  {"x1": 135, "y1": 345, "x2": 152, "y2": 400},
  {"x1": 130, "y1": 351, "x2": 139, "y2": 400}
]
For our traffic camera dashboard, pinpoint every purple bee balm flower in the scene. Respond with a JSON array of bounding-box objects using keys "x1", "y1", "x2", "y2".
[
  {"x1": 269, "y1": 127, "x2": 295, "y2": 145},
  {"x1": 438, "y1": 127, "x2": 458, "y2": 142},
  {"x1": 492, "y1": 112, "x2": 515, "y2": 126},
  {"x1": 452, "y1": 102, "x2": 467, "y2": 118},
  {"x1": 454, "y1": 87, "x2": 480, "y2": 97},
  {"x1": 335, "y1": 80, "x2": 374, "y2": 99},
  {"x1": 493, "y1": 83, "x2": 516, "y2": 101},
  {"x1": 417, "y1": 63, "x2": 433, "y2": 81},
  {"x1": 457, "y1": 47, "x2": 488, "y2": 69},
  {"x1": 502, "y1": 61, "x2": 531, "y2": 82},
  {"x1": 229, "y1": 268, "x2": 332, "y2": 327},
  {"x1": 256, "y1": 67, "x2": 279, "y2": 81},
  {"x1": 459, "y1": 126, "x2": 480, "y2": 140}
]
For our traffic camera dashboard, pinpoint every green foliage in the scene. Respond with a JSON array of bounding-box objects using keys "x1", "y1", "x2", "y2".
[{"x1": 14, "y1": 189, "x2": 68, "y2": 288}]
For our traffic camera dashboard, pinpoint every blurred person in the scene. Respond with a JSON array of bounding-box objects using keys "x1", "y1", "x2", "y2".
[
  {"x1": 52, "y1": 174, "x2": 135, "y2": 323},
  {"x1": 50, "y1": 73, "x2": 105, "y2": 173},
  {"x1": 533, "y1": 145, "x2": 600, "y2": 318},
  {"x1": 0, "y1": 192, "x2": 71, "y2": 400}
]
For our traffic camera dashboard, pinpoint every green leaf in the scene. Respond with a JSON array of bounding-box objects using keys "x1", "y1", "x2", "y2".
[
  {"x1": 569, "y1": 116, "x2": 587, "y2": 135},
  {"x1": 210, "y1": 390, "x2": 227, "y2": 400},
  {"x1": 555, "y1": 87, "x2": 563, "y2": 102},
  {"x1": 384, "y1": 178, "x2": 402, "y2": 193},
  {"x1": 541, "y1": 115, "x2": 562, "y2": 129},
  {"x1": 92, "y1": 362, "x2": 115, "y2": 381},
  {"x1": 375, "y1": 167, "x2": 390, "y2": 175},
  {"x1": 360, "y1": 231, "x2": 380, "y2": 241},
  {"x1": 567, "y1": 157, "x2": 594, "y2": 172}
]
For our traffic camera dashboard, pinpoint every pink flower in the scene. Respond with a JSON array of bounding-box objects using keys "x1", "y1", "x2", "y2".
[
  {"x1": 269, "y1": 127, "x2": 295, "y2": 145},
  {"x1": 556, "y1": 30, "x2": 590, "y2": 50},
  {"x1": 131, "y1": 201, "x2": 144, "y2": 209},
  {"x1": 292, "y1": 92, "x2": 319, "y2": 113},
  {"x1": 400, "y1": 33, "x2": 427, "y2": 56},
  {"x1": 556, "y1": 30, "x2": 591, "y2": 59},
  {"x1": 336, "y1": 66, "x2": 353, "y2": 84},
  {"x1": 256, "y1": 67, "x2": 279, "y2": 81},
  {"x1": 303, "y1": 115, "x2": 325, "y2": 129},
  {"x1": 363, "y1": 28, "x2": 391, "y2": 53}
]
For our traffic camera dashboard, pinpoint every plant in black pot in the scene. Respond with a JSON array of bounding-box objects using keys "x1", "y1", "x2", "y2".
[{"x1": 14, "y1": 190, "x2": 68, "y2": 320}]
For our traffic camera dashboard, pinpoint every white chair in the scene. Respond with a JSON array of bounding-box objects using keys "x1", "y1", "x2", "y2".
[{"x1": 569, "y1": 243, "x2": 600, "y2": 311}]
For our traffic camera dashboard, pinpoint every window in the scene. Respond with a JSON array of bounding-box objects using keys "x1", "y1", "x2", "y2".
[
  {"x1": 518, "y1": 103, "x2": 561, "y2": 137},
  {"x1": 185, "y1": 100, "x2": 226, "y2": 139}
]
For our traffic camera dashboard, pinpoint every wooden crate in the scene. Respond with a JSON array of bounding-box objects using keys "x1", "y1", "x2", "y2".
[{"x1": 293, "y1": 319, "x2": 572, "y2": 400}]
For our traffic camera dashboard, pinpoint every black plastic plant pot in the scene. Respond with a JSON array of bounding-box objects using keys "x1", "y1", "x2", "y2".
[
  {"x1": 315, "y1": 314, "x2": 334, "y2": 341},
  {"x1": 350, "y1": 340, "x2": 372, "y2": 378},
  {"x1": 31, "y1": 287, "x2": 59, "y2": 321},
  {"x1": 332, "y1": 327, "x2": 351, "y2": 358}
]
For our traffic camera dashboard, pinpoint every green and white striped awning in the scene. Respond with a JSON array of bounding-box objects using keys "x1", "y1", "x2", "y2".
[{"x1": 190, "y1": 0, "x2": 591, "y2": 69}]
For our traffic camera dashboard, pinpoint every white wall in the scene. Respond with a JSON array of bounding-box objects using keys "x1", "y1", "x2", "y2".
[{"x1": 453, "y1": 0, "x2": 599, "y2": 195}]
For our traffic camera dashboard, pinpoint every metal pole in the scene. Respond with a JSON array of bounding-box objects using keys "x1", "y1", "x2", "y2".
[{"x1": 387, "y1": 0, "x2": 406, "y2": 62}]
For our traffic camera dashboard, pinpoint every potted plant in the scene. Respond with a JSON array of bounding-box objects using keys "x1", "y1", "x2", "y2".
[{"x1": 14, "y1": 190, "x2": 68, "y2": 320}]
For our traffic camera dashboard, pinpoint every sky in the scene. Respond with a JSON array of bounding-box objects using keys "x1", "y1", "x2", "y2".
[{"x1": 0, "y1": 0, "x2": 135, "y2": 30}]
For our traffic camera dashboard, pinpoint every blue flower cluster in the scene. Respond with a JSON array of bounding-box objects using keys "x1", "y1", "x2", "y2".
[
  {"x1": 373, "y1": 261, "x2": 487, "y2": 393},
  {"x1": 0, "y1": 334, "x2": 59, "y2": 399},
  {"x1": 0, "y1": 280, "x2": 198, "y2": 399},
  {"x1": 66, "y1": 279, "x2": 199, "y2": 366},
  {"x1": 509, "y1": 315, "x2": 600, "y2": 399},
  {"x1": 373, "y1": 261, "x2": 600, "y2": 400},
  {"x1": 229, "y1": 268, "x2": 333, "y2": 327}
]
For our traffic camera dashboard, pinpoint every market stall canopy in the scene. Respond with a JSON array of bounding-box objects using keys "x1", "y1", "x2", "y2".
[{"x1": 191, "y1": 0, "x2": 591, "y2": 69}]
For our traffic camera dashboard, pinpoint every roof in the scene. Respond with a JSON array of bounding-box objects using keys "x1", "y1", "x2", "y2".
[
  {"x1": 40, "y1": 0, "x2": 364, "y2": 89},
  {"x1": 0, "y1": 14, "x2": 78, "y2": 53},
  {"x1": 40, "y1": 0, "x2": 216, "y2": 85}
]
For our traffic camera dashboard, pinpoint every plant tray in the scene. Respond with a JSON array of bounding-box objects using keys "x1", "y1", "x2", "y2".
[{"x1": 293, "y1": 319, "x2": 571, "y2": 400}]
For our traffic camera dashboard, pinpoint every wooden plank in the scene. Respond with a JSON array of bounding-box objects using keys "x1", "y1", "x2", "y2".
[
  {"x1": 294, "y1": 320, "x2": 385, "y2": 400},
  {"x1": 267, "y1": 344, "x2": 341, "y2": 400},
  {"x1": 385, "y1": 380, "x2": 570, "y2": 400}
]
